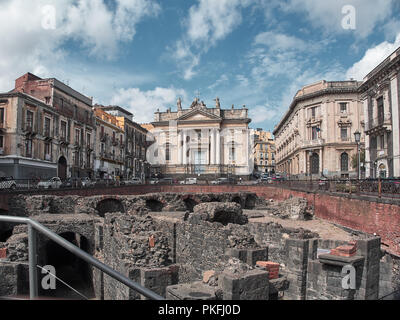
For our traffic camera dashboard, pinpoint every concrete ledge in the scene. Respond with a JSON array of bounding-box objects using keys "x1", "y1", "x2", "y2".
[{"x1": 318, "y1": 254, "x2": 364, "y2": 267}]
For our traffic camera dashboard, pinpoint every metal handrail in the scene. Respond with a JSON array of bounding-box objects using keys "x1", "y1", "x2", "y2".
[{"x1": 0, "y1": 215, "x2": 164, "y2": 300}]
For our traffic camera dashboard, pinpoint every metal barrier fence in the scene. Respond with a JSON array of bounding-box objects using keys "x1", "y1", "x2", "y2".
[
  {"x1": 272, "y1": 178, "x2": 400, "y2": 198},
  {"x1": 0, "y1": 215, "x2": 164, "y2": 300}
]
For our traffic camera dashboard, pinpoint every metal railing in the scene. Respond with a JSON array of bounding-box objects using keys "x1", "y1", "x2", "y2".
[{"x1": 0, "y1": 215, "x2": 164, "y2": 300}]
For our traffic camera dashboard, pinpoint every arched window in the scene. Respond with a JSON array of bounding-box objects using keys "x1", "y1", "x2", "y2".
[{"x1": 340, "y1": 153, "x2": 349, "y2": 172}]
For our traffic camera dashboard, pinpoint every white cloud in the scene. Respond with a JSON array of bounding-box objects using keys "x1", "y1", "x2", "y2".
[
  {"x1": 249, "y1": 105, "x2": 279, "y2": 124},
  {"x1": 254, "y1": 31, "x2": 309, "y2": 52},
  {"x1": 0, "y1": 0, "x2": 160, "y2": 91},
  {"x1": 285, "y1": 0, "x2": 394, "y2": 38},
  {"x1": 110, "y1": 87, "x2": 187, "y2": 123},
  {"x1": 208, "y1": 74, "x2": 229, "y2": 90},
  {"x1": 171, "y1": 0, "x2": 251, "y2": 79},
  {"x1": 346, "y1": 33, "x2": 400, "y2": 80}
]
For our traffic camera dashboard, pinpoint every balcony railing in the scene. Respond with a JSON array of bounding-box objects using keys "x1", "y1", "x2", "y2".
[
  {"x1": 365, "y1": 114, "x2": 392, "y2": 131},
  {"x1": 302, "y1": 139, "x2": 325, "y2": 148}
]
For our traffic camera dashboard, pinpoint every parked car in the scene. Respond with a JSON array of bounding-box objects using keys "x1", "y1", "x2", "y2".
[
  {"x1": 318, "y1": 177, "x2": 329, "y2": 190},
  {"x1": 37, "y1": 177, "x2": 62, "y2": 189},
  {"x1": 0, "y1": 177, "x2": 17, "y2": 190},
  {"x1": 150, "y1": 178, "x2": 159, "y2": 185},
  {"x1": 60, "y1": 178, "x2": 74, "y2": 188},
  {"x1": 182, "y1": 178, "x2": 197, "y2": 185},
  {"x1": 81, "y1": 177, "x2": 95, "y2": 188},
  {"x1": 211, "y1": 177, "x2": 235, "y2": 185},
  {"x1": 159, "y1": 178, "x2": 173, "y2": 184},
  {"x1": 124, "y1": 177, "x2": 143, "y2": 185}
]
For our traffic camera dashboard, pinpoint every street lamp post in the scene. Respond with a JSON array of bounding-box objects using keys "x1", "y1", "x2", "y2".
[
  {"x1": 308, "y1": 151, "x2": 313, "y2": 189},
  {"x1": 354, "y1": 130, "x2": 361, "y2": 180}
]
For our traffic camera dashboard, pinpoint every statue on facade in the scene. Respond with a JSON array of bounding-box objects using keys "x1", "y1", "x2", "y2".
[
  {"x1": 190, "y1": 97, "x2": 199, "y2": 108},
  {"x1": 177, "y1": 97, "x2": 182, "y2": 110},
  {"x1": 214, "y1": 97, "x2": 220, "y2": 109},
  {"x1": 201, "y1": 100, "x2": 206, "y2": 108}
]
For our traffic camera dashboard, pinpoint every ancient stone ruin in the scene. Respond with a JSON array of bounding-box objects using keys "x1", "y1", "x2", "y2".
[{"x1": 0, "y1": 192, "x2": 398, "y2": 300}]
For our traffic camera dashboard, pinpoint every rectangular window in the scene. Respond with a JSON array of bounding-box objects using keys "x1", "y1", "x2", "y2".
[
  {"x1": 75, "y1": 129, "x2": 80, "y2": 145},
  {"x1": 340, "y1": 102, "x2": 347, "y2": 113},
  {"x1": 312, "y1": 127, "x2": 319, "y2": 140},
  {"x1": 61, "y1": 121, "x2": 67, "y2": 139},
  {"x1": 87, "y1": 133, "x2": 91, "y2": 149},
  {"x1": 341, "y1": 128, "x2": 348, "y2": 141},
  {"x1": 0, "y1": 108, "x2": 4, "y2": 125},
  {"x1": 311, "y1": 107, "x2": 316, "y2": 118},
  {"x1": 74, "y1": 151, "x2": 79, "y2": 166},
  {"x1": 86, "y1": 153, "x2": 91, "y2": 167},
  {"x1": 377, "y1": 97, "x2": 384, "y2": 124},
  {"x1": 45, "y1": 97, "x2": 51, "y2": 105},
  {"x1": 44, "y1": 117, "x2": 51, "y2": 136},
  {"x1": 380, "y1": 135, "x2": 385, "y2": 149},
  {"x1": 25, "y1": 139, "x2": 32, "y2": 157},
  {"x1": 26, "y1": 110, "x2": 34, "y2": 130},
  {"x1": 0, "y1": 136, "x2": 3, "y2": 148},
  {"x1": 45, "y1": 143, "x2": 51, "y2": 160}
]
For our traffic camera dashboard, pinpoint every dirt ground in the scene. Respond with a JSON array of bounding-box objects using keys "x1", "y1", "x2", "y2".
[{"x1": 244, "y1": 209, "x2": 355, "y2": 241}]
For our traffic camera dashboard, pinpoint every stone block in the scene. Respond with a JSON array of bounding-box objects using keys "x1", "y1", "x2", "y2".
[
  {"x1": 221, "y1": 269, "x2": 269, "y2": 300},
  {"x1": 166, "y1": 281, "x2": 218, "y2": 300}
]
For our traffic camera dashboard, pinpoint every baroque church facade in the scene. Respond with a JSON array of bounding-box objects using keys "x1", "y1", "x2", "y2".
[{"x1": 147, "y1": 97, "x2": 254, "y2": 178}]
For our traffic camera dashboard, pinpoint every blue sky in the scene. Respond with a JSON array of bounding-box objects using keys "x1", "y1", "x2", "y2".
[{"x1": 0, "y1": 0, "x2": 400, "y2": 132}]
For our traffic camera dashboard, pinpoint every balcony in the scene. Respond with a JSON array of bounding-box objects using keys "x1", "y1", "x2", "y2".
[
  {"x1": 112, "y1": 138, "x2": 119, "y2": 146},
  {"x1": 25, "y1": 123, "x2": 34, "y2": 133},
  {"x1": 302, "y1": 139, "x2": 325, "y2": 148},
  {"x1": 365, "y1": 114, "x2": 392, "y2": 132},
  {"x1": 100, "y1": 134, "x2": 107, "y2": 142}
]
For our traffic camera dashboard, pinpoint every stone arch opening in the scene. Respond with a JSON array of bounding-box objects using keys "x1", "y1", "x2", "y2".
[
  {"x1": 58, "y1": 156, "x2": 67, "y2": 180},
  {"x1": 213, "y1": 211, "x2": 239, "y2": 226},
  {"x1": 244, "y1": 195, "x2": 256, "y2": 209},
  {"x1": 146, "y1": 199, "x2": 164, "y2": 212},
  {"x1": 42, "y1": 232, "x2": 94, "y2": 299},
  {"x1": 96, "y1": 199, "x2": 125, "y2": 217},
  {"x1": 0, "y1": 228, "x2": 13, "y2": 242},
  {"x1": 184, "y1": 198, "x2": 198, "y2": 212},
  {"x1": 232, "y1": 196, "x2": 242, "y2": 206}
]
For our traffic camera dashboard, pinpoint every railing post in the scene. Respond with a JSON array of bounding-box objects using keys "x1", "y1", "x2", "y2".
[
  {"x1": 28, "y1": 224, "x2": 38, "y2": 299},
  {"x1": 378, "y1": 178, "x2": 382, "y2": 198}
]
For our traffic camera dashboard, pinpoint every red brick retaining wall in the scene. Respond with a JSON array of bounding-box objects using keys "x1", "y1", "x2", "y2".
[{"x1": 1, "y1": 184, "x2": 400, "y2": 254}]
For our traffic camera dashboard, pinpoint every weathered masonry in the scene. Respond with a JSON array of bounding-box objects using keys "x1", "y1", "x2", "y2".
[{"x1": 0, "y1": 192, "x2": 399, "y2": 300}]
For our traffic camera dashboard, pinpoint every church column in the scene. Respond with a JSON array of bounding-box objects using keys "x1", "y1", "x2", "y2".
[
  {"x1": 183, "y1": 130, "x2": 187, "y2": 165},
  {"x1": 216, "y1": 129, "x2": 220, "y2": 165},
  {"x1": 178, "y1": 130, "x2": 182, "y2": 165},
  {"x1": 211, "y1": 129, "x2": 215, "y2": 165}
]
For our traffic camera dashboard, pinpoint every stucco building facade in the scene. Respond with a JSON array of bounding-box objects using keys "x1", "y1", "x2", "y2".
[
  {"x1": 273, "y1": 80, "x2": 364, "y2": 179},
  {"x1": 0, "y1": 73, "x2": 96, "y2": 180},
  {"x1": 148, "y1": 97, "x2": 253, "y2": 178},
  {"x1": 95, "y1": 105, "x2": 150, "y2": 180},
  {"x1": 93, "y1": 107, "x2": 124, "y2": 179},
  {"x1": 359, "y1": 46, "x2": 400, "y2": 179},
  {"x1": 253, "y1": 129, "x2": 276, "y2": 174}
]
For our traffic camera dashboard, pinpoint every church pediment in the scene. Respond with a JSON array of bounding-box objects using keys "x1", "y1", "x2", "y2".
[{"x1": 178, "y1": 107, "x2": 221, "y2": 122}]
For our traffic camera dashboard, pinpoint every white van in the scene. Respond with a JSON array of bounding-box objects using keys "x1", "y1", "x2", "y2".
[{"x1": 185, "y1": 178, "x2": 197, "y2": 185}]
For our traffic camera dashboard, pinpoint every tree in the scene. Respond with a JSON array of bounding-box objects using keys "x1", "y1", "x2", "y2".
[{"x1": 351, "y1": 149, "x2": 365, "y2": 170}]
